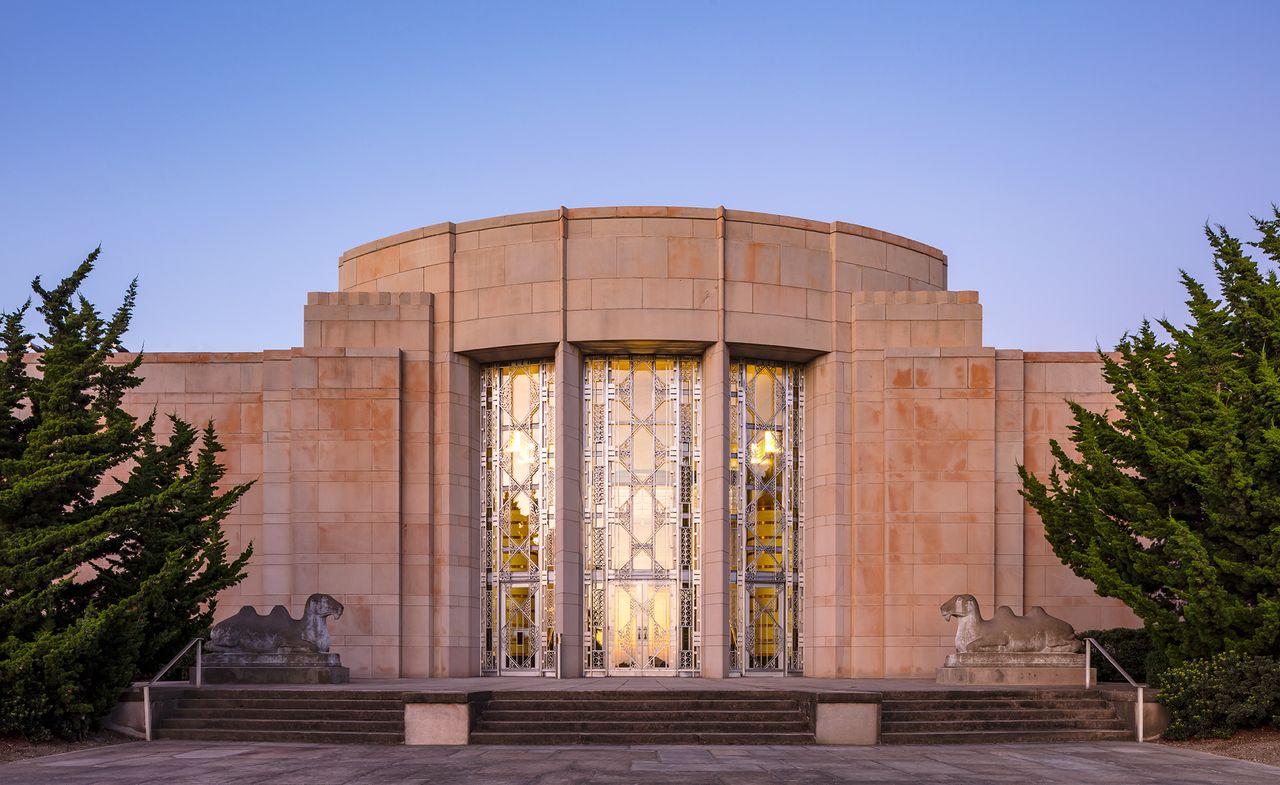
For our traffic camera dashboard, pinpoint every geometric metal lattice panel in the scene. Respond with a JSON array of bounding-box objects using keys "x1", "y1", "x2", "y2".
[
  {"x1": 583, "y1": 356, "x2": 700, "y2": 675},
  {"x1": 729, "y1": 361, "x2": 803, "y2": 674},
  {"x1": 481, "y1": 361, "x2": 556, "y2": 675}
]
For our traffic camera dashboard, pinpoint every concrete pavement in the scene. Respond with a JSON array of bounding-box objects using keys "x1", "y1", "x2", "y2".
[{"x1": 1, "y1": 739, "x2": 1276, "y2": 784}]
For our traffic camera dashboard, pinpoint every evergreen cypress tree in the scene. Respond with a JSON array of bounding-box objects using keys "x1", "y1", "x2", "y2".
[
  {"x1": 1020, "y1": 208, "x2": 1280, "y2": 665},
  {"x1": 0, "y1": 250, "x2": 252, "y2": 739}
]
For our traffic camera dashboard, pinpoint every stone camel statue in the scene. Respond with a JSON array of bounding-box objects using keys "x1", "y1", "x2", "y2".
[
  {"x1": 208, "y1": 593, "x2": 345, "y2": 654},
  {"x1": 939, "y1": 593, "x2": 1081, "y2": 654}
]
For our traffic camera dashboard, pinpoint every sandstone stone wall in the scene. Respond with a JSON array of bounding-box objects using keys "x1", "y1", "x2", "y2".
[{"x1": 104, "y1": 206, "x2": 1136, "y2": 679}]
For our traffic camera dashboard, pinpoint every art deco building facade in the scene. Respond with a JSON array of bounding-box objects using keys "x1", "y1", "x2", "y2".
[{"x1": 120, "y1": 206, "x2": 1136, "y2": 679}]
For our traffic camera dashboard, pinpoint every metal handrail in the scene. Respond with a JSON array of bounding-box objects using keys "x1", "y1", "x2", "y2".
[
  {"x1": 141, "y1": 638, "x2": 203, "y2": 741},
  {"x1": 554, "y1": 632, "x2": 562, "y2": 679},
  {"x1": 1083, "y1": 637, "x2": 1145, "y2": 743}
]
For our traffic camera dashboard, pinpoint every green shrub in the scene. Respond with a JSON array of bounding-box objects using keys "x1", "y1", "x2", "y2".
[
  {"x1": 1144, "y1": 645, "x2": 1171, "y2": 685},
  {"x1": 1077, "y1": 627, "x2": 1152, "y2": 683},
  {"x1": 1156, "y1": 651, "x2": 1280, "y2": 739},
  {"x1": 0, "y1": 251, "x2": 252, "y2": 739}
]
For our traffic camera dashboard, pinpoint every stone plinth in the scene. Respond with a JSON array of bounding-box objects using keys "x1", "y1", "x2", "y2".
[
  {"x1": 200, "y1": 651, "x2": 350, "y2": 684},
  {"x1": 937, "y1": 652, "x2": 1092, "y2": 685},
  {"x1": 943, "y1": 652, "x2": 1086, "y2": 668},
  {"x1": 405, "y1": 702, "x2": 471, "y2": 745}
]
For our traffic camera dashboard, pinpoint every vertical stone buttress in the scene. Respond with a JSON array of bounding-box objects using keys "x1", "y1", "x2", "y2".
[
  {"x1": 800, "y1": 230, "x2": 855, "y2": 677},
  {"x1": 994, "y1": 349, "x2": 1026, "y2": 613},
  {"x1": 554, "y1": 208, "x2": 586, "y2": 677},
  {"x1": 430, "y1": 225, "x2": 483, "y2": 675},
  {"x1": 699, "y1": 206, "x2": 731, "y2": 677}
]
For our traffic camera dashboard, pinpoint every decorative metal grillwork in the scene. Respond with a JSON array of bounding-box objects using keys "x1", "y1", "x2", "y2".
[
  {"x1": 583, "y1": 356, "x2": 700, "y2": 675},
  {"x1": 729, "y1": 361, "x2": 804, "y2": 674},
  {"x1": 481, "y1": 361, "x2": 555, "y2": 675}
]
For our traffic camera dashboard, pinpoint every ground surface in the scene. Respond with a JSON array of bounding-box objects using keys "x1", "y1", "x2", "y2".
[
  {"x1": 0, "y1": 731, "x2": 132, "y2": 764},
  {"x1": 1161, "y1": 727, "x2": 1280, "y2": 768},
  {"x1": 1, "y1": 740, "x2": 1277, "y2": 785}
]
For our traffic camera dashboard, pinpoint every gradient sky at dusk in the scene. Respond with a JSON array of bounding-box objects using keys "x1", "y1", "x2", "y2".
[{"x1": 3, "y1": 1, "x2": 1278, "y2": 352}]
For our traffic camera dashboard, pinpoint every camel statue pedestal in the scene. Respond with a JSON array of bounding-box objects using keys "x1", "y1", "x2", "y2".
[
  {"x1": 936, "y1": 594, "x2": 1093, "y2": 686},
  {"x1": 201, "y1": 650, "x2": 350, "y2": 684},
  {"x1": 202, "y1": 593, "x2": 350, "y2": 684}
]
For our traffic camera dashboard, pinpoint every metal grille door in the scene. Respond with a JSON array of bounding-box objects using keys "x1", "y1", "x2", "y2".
[
  {"x1": 583, "y1": 356, "x2": 700, "y2": 676},
  {"x1": 729, "y1": 361, "x2": 803, "y2": 674},
  {"x1": 481, "y1": 361, "x2": 555, "y2": 675}
]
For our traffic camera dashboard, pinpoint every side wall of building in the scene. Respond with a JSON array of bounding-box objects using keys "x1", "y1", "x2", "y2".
[
  {"x1": 118, "y1": 293, "x2": 428, "y2": 678},
  {"x1": 846, "y1": 298, "x2": 1138, "y2": 676}
]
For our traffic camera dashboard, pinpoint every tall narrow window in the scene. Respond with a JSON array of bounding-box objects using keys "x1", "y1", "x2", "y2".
[
  {"x1": 730, "y1": 361, "x2": 803, "y2": 674},
  {"x1": 583, "y1": 356, "x2": 701, "y2": 675},
  {"x1": 481, "y1": 361, "x2": 555, "y2": 674}
]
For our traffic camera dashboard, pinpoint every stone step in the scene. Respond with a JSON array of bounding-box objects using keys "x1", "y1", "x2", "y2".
[
  {"x1": 481, "y1": 698, "x2": 803, "y2": 712},
  {"x1": 470, "y1": 690, "x2": 816, "y2": 745},
  {"x1": 180, "y1": 689, "x2": 407, "y2": 701},
  {"x1": 154, "y1": 690, "x2": 408, "y2": 744},
  {"x1": 484, "y1": 690, "x2": 811, "y2": 701},
  {"x1": 469, "y1": 731, "x2": 816, "y2": 745},
  {"x1": 168, "y1": 707, "x2": 403, "y2": 721},
  {"x1": 475, "y1": 719, "x2": 812, "y2": 733},
  {"x1": 881, "y1": 698, "x2": 1112, "y2": 712},
  {"x1": 880, "y1": 690, "x2": 1102, "y2": 701},
  {"x1": 882, "y1": 717, "x2": 1127, "y2": 733},
  {"x1": 479, "y1": 708, "x2": 808, "y2": 722},
  {"x1": 161, "y1": 717, "x2": 405, "y2": 732},
  {"x1": 880, "y1": 707, "x2": 1119, "y2": 722},
  {"x1": 881, "y1": 728, "x2": 1135, "y2": 745},
  {"x1": 154, "y1": 728, "x2": 403, "y2": 744},
  {"x1": 173, "y1": 697, "x2": 403, "y2": 711}
]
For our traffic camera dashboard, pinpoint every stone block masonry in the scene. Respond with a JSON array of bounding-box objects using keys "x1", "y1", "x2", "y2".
[{"x1": 104, "y1": 206, "x2": 1136, "y2": 679}]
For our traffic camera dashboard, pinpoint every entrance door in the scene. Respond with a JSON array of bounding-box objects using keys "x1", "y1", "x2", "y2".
[
  {"x1": 583, "y1": 356, "x2": 700, "y2": 676},
  {"x1": 609, "y1": 582, "x2": 674, "y2": 673}
]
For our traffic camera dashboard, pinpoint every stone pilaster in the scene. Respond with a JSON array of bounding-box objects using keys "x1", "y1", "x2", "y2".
[
  {"x1": 699, "y1": 341, "x2": 731, "y2": 677},
  {"x1": 553, "y1": 341, "x2": 584, "y2": 677}
]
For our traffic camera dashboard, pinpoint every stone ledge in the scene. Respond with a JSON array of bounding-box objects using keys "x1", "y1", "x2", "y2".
[
  {"x1": 201, "y1": 664, "x2": 350, "y2": 684},
  {"x1": 936, "y1": 666, "x2": 1094, "y2": 686},
  {"x1": 943, "y1": 652, "x2": 1086, "y2": 668}
]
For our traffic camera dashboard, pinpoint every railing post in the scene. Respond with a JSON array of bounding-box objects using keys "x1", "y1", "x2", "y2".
[
  {"x1": 142, "y1": 684, "x2": 152, "y2": 742},
  {"x1": 1137, "y1": 685, "x2": 1145, "y2": 743},
  {"x1": 555, "y1": 633, "x2": 562, "y2": 679},
  {"x1": 1085, "y1": 637, "x2": 1149, "y2": 742},
  {"x1": 195, "y1": 640, "x2": 203, "y2": 688}
]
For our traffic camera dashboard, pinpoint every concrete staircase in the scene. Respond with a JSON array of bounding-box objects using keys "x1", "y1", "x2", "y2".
[
  {"x1": 470, "y1": 690, "x2": 816, "y2": 744},
  {"x1": 879, "y1": 689, "x2": 1132, "y2": 744},
  {"x1": 153, "y1": 689, "x2": 405, "y2": 744}
]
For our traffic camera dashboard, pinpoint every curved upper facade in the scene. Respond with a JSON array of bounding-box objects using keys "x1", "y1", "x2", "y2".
[{"x1": 336, "y1": 207, "x2": 947, "y2": 359}]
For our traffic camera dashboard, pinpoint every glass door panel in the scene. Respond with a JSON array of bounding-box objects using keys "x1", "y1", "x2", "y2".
[{"x1": 608, "y1": 582, "x2": 673, "y2": 672}]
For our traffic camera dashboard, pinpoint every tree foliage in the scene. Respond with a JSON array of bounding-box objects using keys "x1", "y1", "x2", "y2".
[
  {"x1": 1020, "y1": 208, "x2": 1280, "y2": 665},
  {"x1": 0, "y1": 249, "x2": 253, "y2": 739}
]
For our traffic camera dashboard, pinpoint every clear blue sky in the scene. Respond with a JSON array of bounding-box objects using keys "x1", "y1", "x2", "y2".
[{"x1": 3, "y1": 1, "x2": 1277, "y2": 352}]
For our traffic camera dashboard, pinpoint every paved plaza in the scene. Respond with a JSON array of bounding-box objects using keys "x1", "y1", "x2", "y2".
[{"x1": 1, "y1": 740, "x2": 1277, "y2": 785}]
